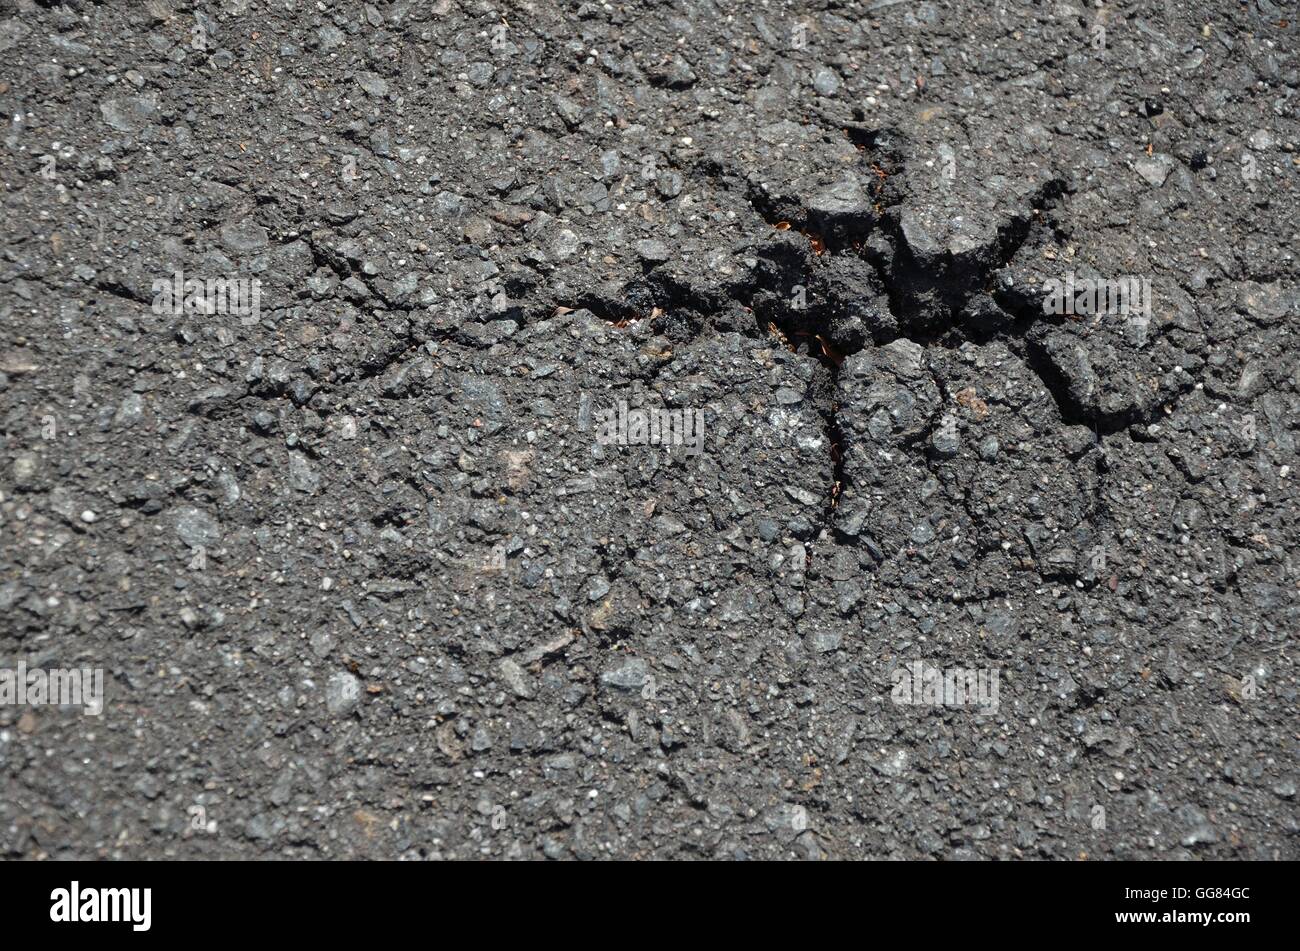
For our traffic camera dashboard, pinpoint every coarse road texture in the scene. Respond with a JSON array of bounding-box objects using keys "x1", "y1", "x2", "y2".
[{"x1": 0, "y1": 0, "x2": 1296, "y2": 859}]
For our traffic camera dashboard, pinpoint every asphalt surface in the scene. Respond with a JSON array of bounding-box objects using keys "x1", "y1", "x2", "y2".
[{"x1": 0, "y1": 0, "x2": 1296, "y2": 859}]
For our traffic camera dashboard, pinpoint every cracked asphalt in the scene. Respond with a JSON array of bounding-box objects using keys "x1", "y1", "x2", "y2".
[{"x1": 0, "y1": 0, "x2": 1297, "y2": 859}]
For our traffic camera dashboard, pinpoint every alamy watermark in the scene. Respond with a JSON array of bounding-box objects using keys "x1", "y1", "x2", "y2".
[
  {"x1": 0, "y1": 662, "x2": 104, "y2": 716},
  {"x1": 594, "y1": 399, "x2": 705, "y2": 456},
  {"x1": 151, "y1": 269, "x2": 262, "y2": 321},
  {"x1": 1042, "y1": 272, "x2": 1151, "y2": 319},
  {"x1": 891, "y1": 660, "x2": 1000, "y2": 714},
  {"x1": 50, "y1": 882, "x2": 151, "y2": 932}
]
